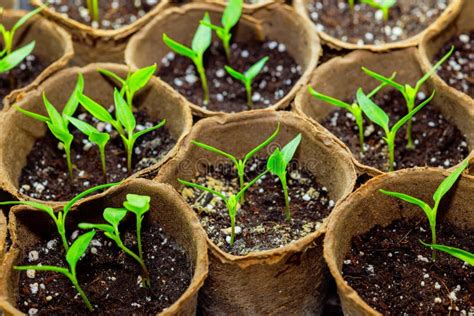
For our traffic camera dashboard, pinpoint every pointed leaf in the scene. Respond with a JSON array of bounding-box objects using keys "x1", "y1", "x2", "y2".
[
  {"x1": 89, "y1": 131, "x2": 110, "y2": 148},
  {"x1": 47, "y1": 122, "x2": 73, "y2": 146},
  {"x1": 391, "y1": 91, "x2": 434, "y2": 135},
  {"x1": 416, "y1": 46, "x2": 454, "y2": 91},
  {"x1": 163, "y1": 33, "x2": 196, "y2": 60},
  {"x1": 132, "y1": 119, "x2": 166, "y2": 142},
  {"x1": 43, "y1": 93, "x2": 65, "y2": 129},
  {"x1": 192, "y1": 139, "x2": 238, "y2": 165},
  {"x1": 78, "y1": 223, "x2": 114, "y2": 234},
  {"x1": 14, "y1": 105, "x2": 49, "y2": 122},
  {"x1": 245, "y1": 56, "x2": 269, "y2": 81},
  {"x1": 64, "y1": 182, "x2": 121, "y2": 215},
  {"x1": 281, "y1": 133, "x2": 302, "y2": 164},
  {"x1": 357, "y1": 88, "x2": 389, "y2": 132},
  {"x1": 235, "y1": 171, "x2": 267, "y2": 200},
  {"x1": 243, "y1": 122, "x2": 280, "y2": 163},
  {"x1": 128, "y1": 65, "x2": 157, "y2": 95},
  {"x1": 433, "y1": 158, "x2": 469, "y2": 204},
  {"x1": 66, "y1": 115, "x2": 96, "y2": 137},
  {"x1": 192, "y1": 13, "x2": 212, "y2": 55},
  {"x1": 308, "y1": 86, "x2": 352, "y2": 112},
  {"x1": 98, "y1": 68, "x2": 127, "y2": 86},
  {"x1": 420, "y1": 241, "x2": 474, "y2": 266},
  {"x1": 222, "y1": 0, "x2": 243, "y2": 30},
  {"x1": 14, "y1": 265, "x2": 69, "y2": 276},
  {"x1": 11, "y1": 6, "x2": 43, "y2": 34},
  {"x1": 78, "y1": 93, "x2": 115, "y2": 124},
  {"x1": 0, "y1": 201, "x2": 55, "y2": 220},
  {"x1": 380, "y1": 189, "x2": 432, "y2": 216},
  {"x1": 178, "y1": 178, "x2": 226, "y2": 201},
  {"x1": 63, "y1": 74, "x2": 84, "y2": 118},
  {"x1": 224, "y1": 65, "x2": 246, "y2": 83},
  {"x1": 0, "y1": 41, "x2": 35, "y2": 73},
  {"x1": 362, "y1": 67, "x2": 404, "y2": 92},
  {"x1": 66, "y1": 230, "x2": 96, "y2": 273},
  {"x1": 114, "y1": 88, "x2": 136, "y2": 135},
  {"x1": 267, "y1": 148, "x2": 286, "y2": 176}
]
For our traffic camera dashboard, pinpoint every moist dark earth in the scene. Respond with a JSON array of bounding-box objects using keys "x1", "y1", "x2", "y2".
[
  {"x1": 19, "y1": 110, "x2": 175, "y2": 201},
  {"x1": 181, "y1": 157, "x2": 334, "y2": 256},
  {"x1": 321, "y1": 89, "x2": 469, "y2": 171},
  {"x1": 435, "y1": 31, "x2": 474, "y2": 98},
  {"x1": 343, "y1": 218, "x2": 474, "y2": 314},
  {"x1": 157, "y1": 40, "x2": 301, "y2": 113},
  {"x1": 17, "y1": 222, "x2": 192, "y2": 315},
  {"x1": 307, "y1": 0, "x2": 450, "y2": 45}
]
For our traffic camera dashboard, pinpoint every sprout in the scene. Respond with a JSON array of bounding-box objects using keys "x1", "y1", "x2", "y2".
[
  {"x1": 420, "y1": 241, "x2": 474, "y2": 266},
  {"x1": 362, "y1": 46, "x2": 454, "y2": 149},
  {"x1": 0, "y1": 41, "x2": 35, "y2": 73},
  {"x1": 78, "y1": 88, "x2": 166, "y2": 174},
  {"x1": 360, "y1": 0, "x2": 396, "y2": 21},
  {"x1": 86, "y1": 0, "x2": 99, "y2": 23},
  {"x1": 357, "y1": 88, "x2": 435, "y2": 171},
  {"x1": 380, "y1": 157, "x2": 468, "y2": 260},
  {"x1": 179, "y1": 171, "x2": 266, "y2": 246},
  {"x1": 199, "y1": 0, "x2": 243, "y2": 61},
  {"x1": 15, "y1": 75, "x2": 84, "y2": 178},
  {"x1": 15, "y1": 230, "x2": 96, "y2": 311},
  {"x1": 225, "y1": 56, "x2": 269, "y2": 107},
  {"x1": 191, "y1": 123, "x2": 279, "y2": 203},
  {"x1": 347, "y1": 0, "x2": 354, "y2": 10},
  {"x1": 267, "y1": 133, "x2": 302, "y2": 221},
  {"x1": 163, "y1": 13, "x2": 212, "y2": 104},
  {"x1": 123, "y1": 194, "x2": 150, "y2": 261}
]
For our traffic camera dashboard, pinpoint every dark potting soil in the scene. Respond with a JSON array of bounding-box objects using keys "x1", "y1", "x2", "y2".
[
  {"x1": 307, "y1": 0, "x2": 450, "y2": 46},
  {"x1": 45, "y1": 0, "x2": 158, "y2": 30},
  {"x1": 19, "y1": 110, "x2": 175, "y2": 201},
  {"x1": 435, "y1": 31, "x2": 474, "y2": 98},
  {"x1": 17, "y1": 222, "x2": 192, "y2": 315},
  {"x1": 321, "y1": 89, "x2": 469, "y2": 171},
  {"x1": 157, "y1": 40, "x2": 301, "y2": 113},
  {"x1": 343, "y1": 218, "x2": 474, "y2": 314},
  {"x1": 0, "y1": 54, "x2": 48, "y2": 107},
  {"x1": 181, "y1": 157, "x2": 334, "y2": 256},
  {"x1": 318, "y1": 45, "x2": 349, "y2": 66}
]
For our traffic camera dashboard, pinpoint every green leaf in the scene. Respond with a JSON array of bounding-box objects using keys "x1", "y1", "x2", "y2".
[
  {"x1": 420, "y1": 241, "x2": 474, "y2": 266},
  {"x1": 11, "y1": 6, "x2": 44, "y2": 34},
  {"x1": 98, "y1": 68, "x2": 126, "y2": 86},
  {"x1": 131, "y1": 119, "x2": 166, "y2": 142},
  {"x1": 66, "y1": 230, "x2": 96, "y2": 273},
  {"x1": 432, "y1": 157, "x2": 468, "y2": 204},
  {"x1": 380, "y1": 0, "x2": 396, "y2": 8},
  {"x1": 64, "y1": 182, "x2": 121, "y2": 216},
  {"x1": 124, "y1": 194, "x2": 150, "y2": 216},
  {"x1": 114, "y1": 88, "x2": 136, "y2": 135},
  {"x1": 391, "y1": 90, "x2": 435, "y2": 135},
  {"x1": 89, "y1": 131, "x2": 110, "y2": 148},
  {"x1": 307, "y1": 86, "x2": 352, "y2": 112},
  {"x1": 0, "y1": 201, "x2": 56, "y2": 220},
  {"x1": 43, "y1": 93, "x2": 65, "y2": 129},
  {"x1": 78, "y1": 223, "x2": 114, "y2": 234},
  {"x1": 78, "y1": 93, "x2": 115, "y2": 124},
  {"x1": 128, "y1": 65, "x2": 157, "y2": 96},
  {"x1": 15, "y1": 265, "x2": 69, "y2": 275},
  {"x1": 267, "y1": 148, "x2": 286, "y2": 176},
  {"x1": 66, "y1": 116, "x2": 97, "y2": 137},
  {"x1": 281, "y1": 133, "x2": 302, "y2": 164},
  {"x1": 103, "y1": 208, "x2": 127, "y2": 228},
  {"x1": 14, "y1": 104, "x2": 49, "y2": 122},
  {"x1": 0, "y1": 41, "x2": 35, "y2": 73},
  {"x1": 243, "y1": 122, "x2": 280, "y2": 163},
  {"x1": 192, "y1": 140, "x2": 238, "y2": 164},
  {"x1": 47, "y1": 122, "x2": 73, "y2": 146},
  {"x1": 224, "y1": 66, "x2": 246, "y2": 83},
  {"x1": 63, "y1": 74, "x2": 84, "y2": 118},
  {"x1": 361, "y1": 67, "x2": 404, "y2": 92},
  {"x1": 367, "y1": 72, "x2": 397, "y2": 98},
  {"x1": 162, "y1": 33, "x2": 196, "y2": 60},
  {"x1": 192, "y1": 12, "x2": 212, "y2": 55},
  {"x1": 415, "y1": 46, "x2": 454, "y2": 91},
  {"x1": 222, "y1": 0, "x2": 243, "y2": 30},
  {"x1": 178, "y1": 178, "x2": 227, "y2": 201},
  {"x1": 226, "y1": 195, "x2": 238, "y2": 218},
  {"x1": 235, "y1": 171, "x2": 267, "y2": 200},
  {"x1": 380, "y1": 189, "x2": 432, "y2": 215},
  {"x1": 245, "y1": 56, "x2": 269, "y2": 81},
  {"x1": 357, "y1": 88, "x2": 389, "y2": 132}
]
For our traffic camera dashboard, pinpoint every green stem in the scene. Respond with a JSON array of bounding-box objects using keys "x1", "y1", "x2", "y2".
[
  {"x1": 136, "y1": 215, "x2": 143, "y2": 260},
  {"x1": 406, "y1": 98, "x2": 415, "y2": 149},
  {"x1": 195, "y1": 57, "x2": 209, "y2": 105},
  {"x1": 383, "y1": 8, "x2": 389, "y2": 21},
  {"x1": 69, "y1": 274, "x2": 93, "y2": 311},
  {"x1": 126, "y1": 138, "x2": 134, "y2": 175},
  {"x1": 126, "y1": 89, "x2": 133, "y2": 109},
  {"x1": 387, "y1": 134, "x2": 395, "y2": 172},
  {"x1": 430, "y1": 223, "x2": 437, "y2": 261},
  {"x1": 223, "y1": 37, "x2": 231, "y2": 62},
  {"x1": 99, "y1": 145, "x2": 107, "y2": 179},
  {"x1": 117, "y1": 239, "x2": 151, "y2": 287},
  {"x1": 237, "y1": 166, "x2": 245, "y2": 204},
  {"x1": 281, "y1": 174, "x2": 291, "y2": 221},
  {"x1": 355, "y1": 113, "x2": 365, "y2": 152},
  {"x1": 245, "y1": 81, "x2": 253, "y2": 108},
  {"x1": 64, "y1": 143, "x2": 74, "y2": 180},
  {"x1": 230, "y1": 215, "x2": 235, "y2": 246}
]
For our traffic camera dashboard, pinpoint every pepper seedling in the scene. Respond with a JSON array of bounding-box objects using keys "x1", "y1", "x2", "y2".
[
  {"x1": 163, "y1": 13, "x2": 211, "y2": 104},
  {"x1": 15, "y1": 230, "x2": 96, "y2": 311},
  {"x1": 15, "y1": 74, "x2": 84, "y2": 178},
  {"x1": 361, "y1": 0, "x2": 396, "y2": 21},
  {"x1": 420, "y1": 241, "x2": 474, "y2": 266},
  {"x1": 362, "y1": 46, "x2": 454, "y2": 149},
  {"x1": 86, "y1": 0, "x2": 99, "y2": 23},
  {"x1": 199, "y1": 0, "x2": 243, "y2": 61},
  {"x1": 267, "y1": 133, "x2": 302, "y2": 221},
  {"x1": 357, "y1": 88, "x2": 435, "y2": 171},
  {"x1": 191, "y1": 123, "x2": 279, "y2": 203},
  {"x1": 179, "y1": 171, "x2": 266, "y2": 246},
  {"x1": 0, "y1": 41, "x2": 35, "y2": 73},
  {"x1": 123, "y1": 194, "x2": 150, "y2": 261},
  {"x1": 380, "y1": 157, "x2": 468, "y2": 260},
  {"x1": 225, "y1": 56, "x2": 269, "y2": 107}
]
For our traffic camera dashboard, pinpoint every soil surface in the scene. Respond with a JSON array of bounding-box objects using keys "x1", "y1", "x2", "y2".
[
  {"x1": 435, "y1": 31, "x2": 474, "y2": 98},
  {"x1": 181, "y1": 157, "x2": 333, "y2": 256},
  {"x1": 307, "y1": 0, "x2": 450, "y2": 46},
  {"x1": 45, "y1": 0, "x2": 159, "y2": 30},
  {"x1": 157, "y1": 40, "x2": 301, "y2": 113},
  {"x1": 19, "y1": 109, "x2": 175, "y2": 201},
  {"x1": 318, "y1": 45, "x2": 349, "y2": 66},
  {"x1": 17, "y1": 221, "x2": 192, "y2": 315},
  {"x1": 0, "y1": 54, "x2": 48, "y2": 107},
  {"x1": 343, "y1": 218, "x2": 474, "y2": 314},
  {"x1": 321, "y1": 89, "x2": 469, "y2": 171}
]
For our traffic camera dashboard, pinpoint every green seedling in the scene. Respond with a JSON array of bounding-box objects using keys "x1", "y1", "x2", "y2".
[
  {"x1": 15, "y1": 230, "x2": 96, "y2": 311},
  {"x1": 361, "y1": 0, "x2": 396, "y2": 21},
  {"x1": 78, "y1": 89, "x2": 166, "y2": 174},
  {"x1": 420, "y1": 241, "x2": 474, "y2": 266},
  {"x1": 362, "y1": 46, "x2": 454, "y2": 149},
  {"x1": 0, "y1": 41, "x2": 35, "y2": 73},
  {"x1": 179, "y1": 171, "x2": 266, "y2": 246},
  {"x1": 123, "y1": 194, "x2": 150, "y2": 261},
  {"x1": 191, "y1": 123, "x2": 279, "y2": 203},
  {"x1": 98, "y1": 65, "x2": 157, "y2": 108},
  {"x1": 15, "y1": 75, "x2": 84, "y2": 178},
  {"x1": 348, "y1": 0, "x2": 354, "y2": 10},
  {"x1": 267, "y1": 133, "x2": 302, "y2": 221},
  {"x1": 380, "y1": 158, "x2": 468, "y2": 260},
  {"x1": 357, "y1": 88, "x2": 435, "y2": 171},
  {"x1": 199, "y1": 0, "x2": 243, "y2": 60},
  {"x1": 163, "y1": 13, "x2": 212, "y2": 104},
  {"x1": 86, "y1": 0, "x2": 99, "y2": 23},
  {"x1": 225, "y1": 56, "x2": 269, "y2": 107}
]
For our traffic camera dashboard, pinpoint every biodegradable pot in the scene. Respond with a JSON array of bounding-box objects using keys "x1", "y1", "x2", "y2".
[
  {"x1": 0, "y1": 178, "x2": 208, "y2": 315},
  {"x1": 0, "y1": 211, "x2": 6, "y2": 262},
  {"x1": 293, "y1": 0, "x2": 463, "y2": 51},
  {"x1": 125, "y1": 2, "x2": 320, "y2": 116},
  {"x1": 0, "y1": 63, "x2": 193, "y2": 205},
  {"x1": 0, "y1": 0, "x2": 15, "y2": 9},
  {"x1": 324, "y1": 167, "x2": 474, "y2": 315},
  {"x1": 31, "y1": 0, "x2": 169, "y2": 65},
  {"x1": 293, "y1": 47, "x2": 474, "y2": 176},
  {"x1": 156, "y1": 110, "x2": 357, "y2": 314},
  {"x1": 0, "y1": 9, "x2": 73, "y2": 105}
]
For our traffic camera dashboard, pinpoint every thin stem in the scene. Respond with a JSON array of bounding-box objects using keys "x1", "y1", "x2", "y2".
[
  {"x1": 237, "y1": 166, "x2": 245, "y2": 204},
  {"x1": 281, "y1": 174, "x2": 291, "y2": 221},
  {"x1": 64, "y1": 143, "x2": 73, "y2": 180},
  {"x1": 223, "y1": 37, "x2": 231, "y2": 62},
  {"x1": 69, "y1": 275, "x2": 94, "y2": 312},
  {"x1": 99, "y1": 145, "x2": 107, "y2": 179},
  {"x1": 126, "y1": 89, "x2": 133, "y2": 109},
  {"x1": 245, "y1": 81, "x2": 253, "y2": 108},
  {"x1": 126, "y1": 138, "x2": 134, "y2": 175},
  {"x1": 230, "y1": 215, "x2": 236, "y2": 246},
  {"x1": 355, "y1": 112, "x2": 365, "y2": 152},
  {"x1": 195, "y1": 57, "x2": 209, "y2": 105},
  {"x1": 136, "y1": 215, "x2": 143, "y2": 260},
  {"x1": 387, "y1": 134, "x2": 395, "y2": 172},
  {"x1": 117, "y1": 239, "x2": 150, "y2": 286},
  {"x1": 383, "y1": 8, "x2": 389, "y2": 21},
  {"x1": 430, "y1": 222, "x2": 437, "y2": 261},
  {"x1": 405, "y1": 98, "x2": 415, "y2": 149}
]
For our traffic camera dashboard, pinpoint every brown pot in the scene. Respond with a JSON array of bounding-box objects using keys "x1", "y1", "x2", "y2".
[
  {"x1": 156, "y1": 110, "x2": 357, "y2": 314},
  {"x1": 324, "y1": 167, "x2": 474, "y2": 314},
  {"x1": 0, "y1": 0, "x2": 15, "y2": 9},
  {"x1": 0, "y1": 63, "x2": 193, "y2": 205},
  {"x1": 293, "y1": 47, "x2": 474, "y2": 176},
  {"x1": 0, "y1": 211, "x2": 6, "y2": 262},
  {"x1": 125, "y1": 2, "x2": 320, "y2": 116},
  {"x1": 0, "y1": 178, "x2": 208, "y2": 315}
]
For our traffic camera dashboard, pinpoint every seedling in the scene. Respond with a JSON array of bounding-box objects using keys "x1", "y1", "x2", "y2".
[
  {"x1": 179, "y1": 171, "x2": 266, "y2": 246},
  {"x1": 357, "y1": 88, "x2": 435, "y2": 171},
  {"x1": 0, "y1": 41, "x2": 35, "y2": 73},
  {"x1": 225, "y1": 56, "x2": 269, "y2": 107},
  {"x1": 78, "y1": 89, "x2": 166, "y2": 174},
  {"x1": 380, "y1": 157, "x2": 468, "y2": 260},
  {"x1": 267, "y1": 133, "x2": 302, "y2": 221},
  {"x1": 191, "y1": 123, "x2": 279, "y2": 203},
  {"x1": 361, "y1": 0, "x2": 396, "y2": 21},
  {"x1": 15, "y1": 75, "x2": 84, "y2": 178},
  {"x1": 199, "y1": 0, "x2": 243, "y2": 61},
  {"x1": 15, "y1": 230, "x2": 96, "y2": 311},
  {"x1": 123, "y1": 194, "x2": 150, "y2": 261},
  {"x1": 163, "y1": 13, "x2": 211, "y2": 104},
  {"x1": 420, "y1": 241, "x2": 474, "y2": 266},
  {"x1": 362, "y1": 46, "x2": 454, "y2": 149},
  {"x1": 347, "y1": 0, "x2": 354, "y2": 10},
  {"x1": 86, "y1": 0, "x2": 99, "y2": 23}
]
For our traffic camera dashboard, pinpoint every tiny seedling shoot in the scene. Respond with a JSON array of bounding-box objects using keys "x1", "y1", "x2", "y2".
[
  {"x1": 191, "y1": 123, "x2": 279, "y2": 203},
  {"x1": 163, "y1": 13, "x2": 211, "y2": 104},
  {"x1": 225, "y1": 56, "x2": 269, "y2": 107},
  {"x1": 123, "y1": 194, "x2": 150, "y2": 261},
  {"x1": 357, "y1": 88, "x2": 435, "y2": 171},
  {"x1": 361, "y1": 0, "x2": 396, "y2": 21},
  {"x1": 267, "y1": 133, "x2": 302, "y2": 221},
  {"x1": 86, "y1": 0, "x2": 99, "y2": 23},
  {"x1": 199, "y1": 0, "x2": 243, "y2": 61},
  {"x1": 380, "y1": 157, "x2": 468, "y2": 260},
  {"x1": 362, "y1": 46, "x2": 454, "y2": 149},
  {"x1": 420, "y1": 242, "x2": 474, "y2": 266},
  {"x1": 179, "y1": 171, "x2": 266, "y2": 246}
]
